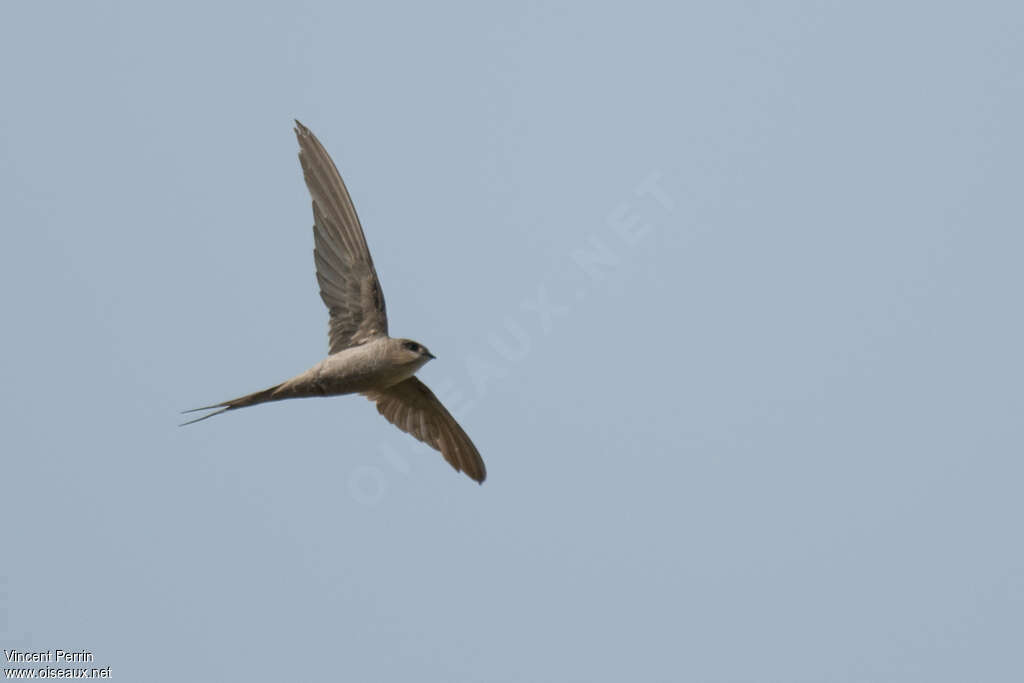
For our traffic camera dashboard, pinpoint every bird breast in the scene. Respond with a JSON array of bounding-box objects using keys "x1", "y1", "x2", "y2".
[{"x1": 315, "y1": 339, "x2": 416, "y2": 394}]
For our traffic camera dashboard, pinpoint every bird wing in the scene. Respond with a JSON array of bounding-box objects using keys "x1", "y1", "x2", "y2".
[
  {"x1": 363, "y1": 378, "x2": 487, "y2": 483},
  {"x1": 295, "y1": 120, "x2": 388, "y2": 353}
]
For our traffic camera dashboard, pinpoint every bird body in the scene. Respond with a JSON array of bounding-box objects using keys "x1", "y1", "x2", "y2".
[
  {"x1": 187, "y1": 338, "x2": 432, "y2": 415},
  {"x1": 183, "y1": 122, "x2": 486, "y2": 483}
]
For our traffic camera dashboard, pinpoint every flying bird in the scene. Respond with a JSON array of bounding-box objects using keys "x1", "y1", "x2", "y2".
[{"x1": 182, "y1": 121, "x2": 486, "y2": 484}]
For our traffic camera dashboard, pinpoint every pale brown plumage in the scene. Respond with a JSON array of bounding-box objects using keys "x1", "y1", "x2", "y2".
[
  {"x1": 296, "y1": 122, "x2": 389, "y2": 352},
  {"x1": 183, "y1": 121, "x2": 486, "y2": 484},
  {"x1": 364, "y1": 377, "x2": 486, "y2": 484}
]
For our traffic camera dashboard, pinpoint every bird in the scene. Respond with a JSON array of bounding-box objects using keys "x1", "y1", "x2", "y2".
[{"x1": 182, "y1": 121, "x2": 486, "y2": 484}]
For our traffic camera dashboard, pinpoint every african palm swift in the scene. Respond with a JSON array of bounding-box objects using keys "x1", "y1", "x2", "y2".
[{"x1": 182, "y1": 121, "x2": 486, "y2": 484}]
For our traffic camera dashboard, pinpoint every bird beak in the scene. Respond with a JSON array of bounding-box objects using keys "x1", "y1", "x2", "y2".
[{"x1": 426, "y1": 351, "x2": 436, "y2": 360}]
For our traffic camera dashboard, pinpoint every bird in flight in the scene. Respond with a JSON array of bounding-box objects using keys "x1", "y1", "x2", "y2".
[{"x1": 182, "y1": 121, "x2": 486, "y2": 484}]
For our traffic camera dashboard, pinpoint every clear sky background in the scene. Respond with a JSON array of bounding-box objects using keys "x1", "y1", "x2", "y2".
[{"x1": 2, "y1": 2, "x2": 1022, "y2": 681}]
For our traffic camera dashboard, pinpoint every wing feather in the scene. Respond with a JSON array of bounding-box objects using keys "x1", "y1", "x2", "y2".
[
  {"x1": 295, "y1": 121, "x2": 388, "y2": 352},
  {"x1": 364, "y1": 378, "x2": 486, "y2": 483}
]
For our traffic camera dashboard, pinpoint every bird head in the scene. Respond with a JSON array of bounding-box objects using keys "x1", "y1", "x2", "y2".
[{"x1": 392, "y1": 338, "x2": 436, "y2": 368}]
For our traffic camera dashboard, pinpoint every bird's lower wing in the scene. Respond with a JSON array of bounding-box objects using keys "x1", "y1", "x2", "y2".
[{"x1": 363, "y1": 377, "x2": 486, "y2": 483}]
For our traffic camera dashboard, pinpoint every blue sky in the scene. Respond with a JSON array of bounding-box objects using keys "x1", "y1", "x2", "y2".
[{"x1": 2, "y1": 2, "x2": 1022, "y2": 681}]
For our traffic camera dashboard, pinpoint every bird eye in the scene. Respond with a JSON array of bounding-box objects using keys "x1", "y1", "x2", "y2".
[{"x1": 404, "y1": 341, "x2": 420, "y2": 352}]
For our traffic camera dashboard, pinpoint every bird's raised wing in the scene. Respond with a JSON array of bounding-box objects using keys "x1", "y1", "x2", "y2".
[
  {"x1": 363, "y1": 378, "x2": 486, "y2": 483},
  {"x1": 295, "y1": 120, "x2": 388, "y2": 353}
]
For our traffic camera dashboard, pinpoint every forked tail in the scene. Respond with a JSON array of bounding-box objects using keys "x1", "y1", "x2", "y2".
[{"x1": 180, "y1": 382, "x2": 286, "y2": 426}]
